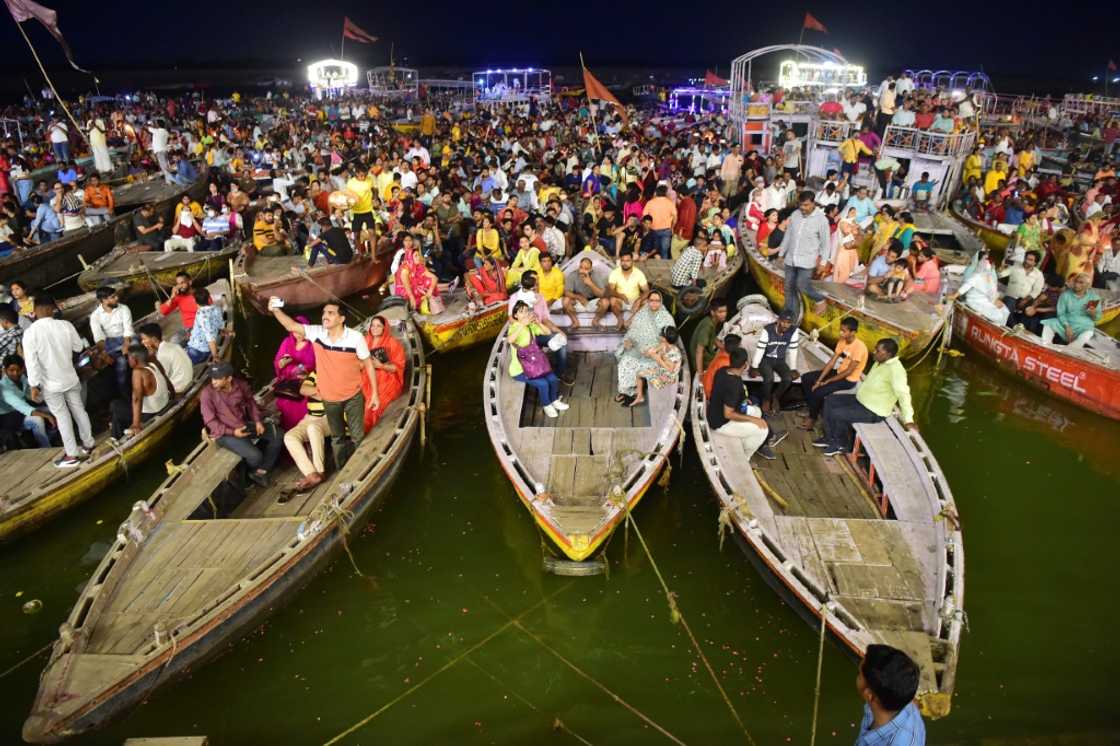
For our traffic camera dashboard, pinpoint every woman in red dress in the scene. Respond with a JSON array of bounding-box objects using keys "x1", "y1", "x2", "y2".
[{"x1": 361, "y1": 315, "x2": 407, "y2": 431}]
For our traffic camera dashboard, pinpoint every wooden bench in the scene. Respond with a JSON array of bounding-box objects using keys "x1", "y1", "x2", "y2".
[{"x1": 851, "y1": 422, "x2": 936, "y2": 522}]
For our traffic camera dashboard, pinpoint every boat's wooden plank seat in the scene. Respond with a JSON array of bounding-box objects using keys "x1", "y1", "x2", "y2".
[
  {"x1": 517, "y1": 352, "x2": 652, "y2": 429},
  {"x1": 852, "y1": 422, "x2": 935, "y2": 522}
]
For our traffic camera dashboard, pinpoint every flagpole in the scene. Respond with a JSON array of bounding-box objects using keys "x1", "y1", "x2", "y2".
[
  {"x1": 341, "y1": 29, "x2": 345, "y2": 60},
  {"x1": 579, "y1": 52, "x2": 602, "y2": 158},
  {"x1": 13, "y1": 20, "x2": 87, "y2": 145}
]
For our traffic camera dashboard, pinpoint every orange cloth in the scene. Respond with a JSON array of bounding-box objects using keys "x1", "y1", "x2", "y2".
[
  {"x1": 702, "y1": 351, "x2": 730, "y2": 397},
  {"x1": 361, "y1": 325, "x2": 406, "y2": 431},
  {"x1": 84, "y1": 184, "x2": 114, "y2": 211},
  {"x1": 582, "y1": 65, "x2": 628, "y2": 123}
]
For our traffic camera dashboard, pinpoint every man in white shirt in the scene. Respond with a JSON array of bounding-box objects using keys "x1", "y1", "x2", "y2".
[
  {"x1": 891, "y1": 100, "x2": 916, "y2": 128},
  {"x1": 49, "y1": 120, "x2": 70, "y2": 163},
  {"x1": 540, "y1": 216, "x2": 566, "y2": 260},
  {"x1": 89, "y1": 286, "x2": 134, "y2": 394},
  {"x1": 22, "y1": 295, "x2": 95, "y2": 467},
  {"x1": 138, "y1": 322, "x2": 193, "y2": 394},
  {"x1": 398, "y1": 162, "x2": 418, "y2": 191},
  {"x1": 405, "y1": 143, "x2": 430, "y2": 166},
  {"x1": 999, "y1": 250, "x2": 1045, "y2": 326},
  {"x1": 148, "y1": 120, "x2": 171, "y2": 179},
  {"x1": 895, "y1": 72, "x2": 915, "y2": 96},
  {"x1": 843, "y1": 94, "x2": 867, "y2": 124}
]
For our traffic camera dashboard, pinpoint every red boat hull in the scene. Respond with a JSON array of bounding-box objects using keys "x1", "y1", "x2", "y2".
[{"x1": 953, "y1": 305, "x2": 1120, "y2": 420}]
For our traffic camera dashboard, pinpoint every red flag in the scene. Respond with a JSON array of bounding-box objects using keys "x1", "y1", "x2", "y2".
[
  {"x1": 1109, "y1": 60, "x2": 1118, "y2": 72},
  {"x1": 704, "y1": 70, "x2": 728, "y2": 87},
  {"x1": 803, "y1": 12, "x2": 828, "y2": 33},
  {"x1": 582, "y1": 64, "x2": 628, "y2": 123},
  {"x1": 342, "y1": 16, "x2": 378, "y2": 44},
  {"x1": 4, "y1": 0, "x2": 92, "y2": 73}
]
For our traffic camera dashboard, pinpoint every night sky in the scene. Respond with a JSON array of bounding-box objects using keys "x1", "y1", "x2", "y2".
[{"x1": 0, "y1": 1, "x2": 1116, "y2": 88}]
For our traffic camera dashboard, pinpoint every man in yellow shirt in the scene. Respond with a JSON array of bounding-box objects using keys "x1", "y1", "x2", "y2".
[
  {"x1": 346, "y1": 165, "x2": 375, "y2": 237},
  {"x1": 537, "y1": 254, "x2": 565, "y2": 305},
  {"x1": 595, "y1": 252, "x2": 649, "y2": 328},
  {"x1": 839, "y1": 135, "x2": 873, "y2": 179}
]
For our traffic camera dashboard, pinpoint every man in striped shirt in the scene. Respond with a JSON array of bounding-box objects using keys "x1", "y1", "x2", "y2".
[
  {"x1": 270, "y1": 299, "x2": 378, "y2": 468},
  {"x1": 750, "y1": 310, "x2": 799, "y2": 413}
]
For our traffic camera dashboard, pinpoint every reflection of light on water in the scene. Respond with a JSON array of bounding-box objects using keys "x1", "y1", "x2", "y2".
[{"x1": 937, "y1": 369, "x2": 970, "y2": 424}]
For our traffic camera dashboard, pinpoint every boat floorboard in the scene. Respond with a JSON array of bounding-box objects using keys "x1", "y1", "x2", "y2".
[{"x1": 519, "y1": 352, "x2": 650, "y2": 429}]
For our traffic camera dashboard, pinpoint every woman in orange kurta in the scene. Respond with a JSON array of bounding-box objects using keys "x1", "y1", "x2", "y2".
[{"x1": 362, "y1": 315, "x2": 407, "y2": 431}]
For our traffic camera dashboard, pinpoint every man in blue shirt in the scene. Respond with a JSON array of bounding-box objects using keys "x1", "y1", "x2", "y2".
[
  {"x1": 28, "y1": 193, "x2": 63, "y2": 244},
  {"x1": 843, "y1": 186, "x2": 877, "y2": 228},
  {"x1": 0, "y1": 353, "x2": 57, "y2": 448},
  {"x1": 911, "y1": 173, "x2": 938, "y2": 211},
  {"x1": 854, "y1": 644, "x2": 926, "y2": 745}
]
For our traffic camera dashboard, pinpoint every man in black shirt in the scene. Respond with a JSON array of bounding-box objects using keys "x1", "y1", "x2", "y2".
[
  {"x1": 707, "y1": 348, "x2": 769, "y2": 460},
  {"x1": 132, "y1": 204, "x2": 165, "y2": 250},
  {"x1": 307, "y1": 217, "x2": 353, "y2": 266}
]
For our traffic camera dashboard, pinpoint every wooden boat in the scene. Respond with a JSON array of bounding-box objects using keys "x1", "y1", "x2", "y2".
[
  {"x1": 691, "y1": 302, "x2": 964, "y2": 718},
  {"x1": 742, "y1": 232, "x2": 948, "y2": 361},
  {"x1": 948, "y1": 200, "x2": 1010, "y2": 256},
  {"x1": 639, "y1": 248, "x2": 744, "y2": 318},
  {"x1": 952, "y1": 301, "x2": 1120, "y2": 420},
  {"x1": 414, "y1": 287, "x2": 509, "y2": 353},
  {"x1": 483, "y1": 248, "x2": 689, "y2": 564},
  {"x1": 233, "y1": 247, "x2": 389, "y2": 313},
  {"x1": 0, "y1": 218, "x2": 131, "y2": 290},
  {"x1": 0, "y1": 281, "x2": 234, "y2": 543},
  {"x1": 77, "y1": 240, "x2": 241, "y2": 295},
  {"x1": 22, "y1": 308, "x2": 426, "y2": 742},
  {"x1": 1, "y1": 167, "x2": 212, "y2": 292}
]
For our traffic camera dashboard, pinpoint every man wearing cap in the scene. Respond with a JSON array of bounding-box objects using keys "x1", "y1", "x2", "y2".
[
  {"x1": 202, "y1": 361, "x2": 283, "y2": 487},
  {"x1": 751, "y1": 310, "x2": 800, "y2": 413},
  {"x1": 777, "y1": 191, "x2": 831, "y2": 318}
]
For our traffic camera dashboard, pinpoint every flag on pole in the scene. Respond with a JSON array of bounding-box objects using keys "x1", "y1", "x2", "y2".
[
  {"x1": 582, "y1": 62, "x2": 627, "y2": 122},
  {"x1": 802, "y1": 12, "x2": 828, "y2": 33},
  {"x1": 704, "y1": 70, "x2": 728, "y2": 87},
  {"x1": 342, "y1": 16, "x2": 378, "y2": 44},
  {"x1": 4, "y1": 0, "x2": 92, "y2": 73},
  {"x1": 1109, "y1": 60, "x2": 1118, "y2": 72}
]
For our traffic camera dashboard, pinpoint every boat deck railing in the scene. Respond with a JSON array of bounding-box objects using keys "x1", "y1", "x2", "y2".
[
  {"x1": 881, "y1": 125, "x2": 977, "y2": 158},
  {"x1": 811, "y1": 119, "x2": 857, "y2": 145},
  {"x1": 1061, "y1": 93, "x2": 1120, "y2": 117}
]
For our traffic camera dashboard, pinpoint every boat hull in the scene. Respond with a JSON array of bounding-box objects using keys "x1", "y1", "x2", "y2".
[
  {"x1": 948, "y1": 202, "x2": 1009, "y2": 257},
  {"x1": 745, "y1": 252, "x2": 937, "y2": 360},
  {"x1": 24, "y1": 448, "x2": 410, "y2": 742},
  {"x1": 952, "y1": 303, "x2": 1120, "y2": 420},
  {"x1": 78, "y1": 244, "x2": 240, "y2": 295},
  {"x1": 0, "y1": 218, "x2": 131, "y2": 290},
  {"x1": 418, "y1": 304, "x2": 507, "y2": 353},
  {"x1": 237, "y1": 254, "x2": 388, "y2": 313}
]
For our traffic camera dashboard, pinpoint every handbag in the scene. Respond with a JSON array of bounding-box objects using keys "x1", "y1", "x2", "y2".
[
  {"x1": 273, "y1": 378, "x2": 304, "y2": 400},
  {"x1": 516, "y1": 340, "x2": 552, "y2": 379}
]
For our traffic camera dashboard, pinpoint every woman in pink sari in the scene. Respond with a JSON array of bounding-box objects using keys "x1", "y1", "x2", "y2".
[
  {"x1": 273, "y1": 316, "x2": 316, "y2": 430},
  {"x1": 393, "y1": 245, "x2": 440, "y2": 313}
]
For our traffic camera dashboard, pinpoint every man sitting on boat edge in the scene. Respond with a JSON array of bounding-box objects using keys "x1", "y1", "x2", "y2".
[{"x1": 201, "y1": 361, "x2": 283, "y2": 488}]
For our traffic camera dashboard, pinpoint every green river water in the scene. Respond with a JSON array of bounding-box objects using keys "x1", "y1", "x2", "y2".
[{"x1": 1, "y1": 294, "x2": 1118, "y2": 745}]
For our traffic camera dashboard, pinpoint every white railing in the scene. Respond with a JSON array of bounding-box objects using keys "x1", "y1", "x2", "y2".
[
  {"x1": 882, "y1": 126, "x2": 977, "y2": 158},
  {"x1": 1061, "y1": 94, "x2": 1120, "y2": 117},
  {"x1": 812, "y1": 119, "x2": 856, "y2": 144}
]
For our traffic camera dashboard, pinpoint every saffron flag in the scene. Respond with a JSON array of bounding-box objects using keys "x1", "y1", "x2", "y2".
[
  {"x1": 704, "y1": 70, "x2": 728, "y2": 87},
  {"x1": 803, "y1": 12, "x2": 828, "y2": 33},
  {"x1": 1109, "y1": 60, "x2": 1118, "y2": 72},
  {"x1": 582, "y1": 64, "x2": 628, "y2": 122},
  {"x1": 342, "y1": 16, "x2": 378, "y2": 44},
  {"x1": 4, "y1": 0, "x2": 92, "y2": 74}
]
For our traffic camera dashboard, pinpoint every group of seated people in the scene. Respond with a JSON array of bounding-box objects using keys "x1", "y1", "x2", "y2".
[
  {"x1": 697, "y1": 302, "x2": 917, "y2": 460},
  {"x1": 0, "y1": 172, "x2": 118, "y2": 255},
  {"x1": 197, "y1": 300, "x2": 407, "y2": 493},
  {"x1": 0, "y1": 272, "x2": 226, "y2": 465}
]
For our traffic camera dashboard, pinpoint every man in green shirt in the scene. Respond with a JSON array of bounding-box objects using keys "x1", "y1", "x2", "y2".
[
  {"x1": 691, "y1": 299, "x2": 728, "y2": 375},
  {"x1": 814, "y1": 338, "x2": 917, "y2": 456}
]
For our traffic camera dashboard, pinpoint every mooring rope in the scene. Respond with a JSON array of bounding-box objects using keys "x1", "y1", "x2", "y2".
[{"x1": 809, "y1": 595, "x2": 830, "y2": 746}]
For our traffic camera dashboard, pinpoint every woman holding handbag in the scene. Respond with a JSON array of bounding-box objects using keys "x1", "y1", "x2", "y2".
[
  {"x1": 272, "y1": 316, "x2": 316, "y2": 430},
  {"x1": 508, "y1": 301, "x2": 568, "y2": 419}
]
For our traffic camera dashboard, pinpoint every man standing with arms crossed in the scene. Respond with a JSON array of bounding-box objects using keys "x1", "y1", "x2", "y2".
[{"x1": 269, "y1": 299, "x2": 378, "y2": 468}]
